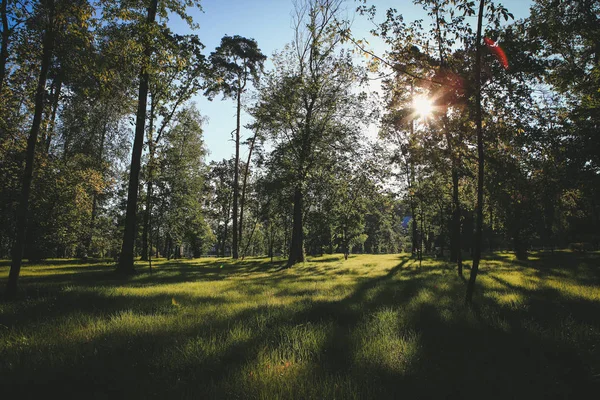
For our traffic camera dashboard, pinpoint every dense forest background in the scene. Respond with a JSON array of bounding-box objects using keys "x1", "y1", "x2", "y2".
[{"x1": 1, "y1": 0, "x2": 598, "y2": 296}]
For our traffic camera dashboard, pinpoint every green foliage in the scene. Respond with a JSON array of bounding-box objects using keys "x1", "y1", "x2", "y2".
[
  {"x1": 205, "y1": 35, "x2": 266, "y2": 100},
  {"x1": 154, "y1": 106, "x2": 211, "y2": 257}
]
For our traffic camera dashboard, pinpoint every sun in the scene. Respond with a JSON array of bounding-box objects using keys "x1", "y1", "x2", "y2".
[{"x1": 412, "y1": 95, "x2": 434, "y2": 119}]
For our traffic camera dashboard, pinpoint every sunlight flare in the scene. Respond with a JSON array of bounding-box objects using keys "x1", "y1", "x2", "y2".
[{"x1": 412, "y1": 95, "x2": 434, "y2": 119}]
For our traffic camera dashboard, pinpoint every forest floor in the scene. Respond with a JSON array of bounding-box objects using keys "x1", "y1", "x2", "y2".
[{"x1": 1, "y1": 252, "x2": 599, "y2": 399}]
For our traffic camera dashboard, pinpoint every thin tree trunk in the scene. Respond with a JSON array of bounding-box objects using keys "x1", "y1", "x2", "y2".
[
  {"x1": 118, "y1": 0, "x2": 158, "y2": 274},
  {"x1": 268, "y1": 219, "x2": 274, "y2": 262},
  {"x1": 6, "y1": 2, "x2": 55, "y2": 298},
  {"x1": 222, "y1": 193, "x2": 232, "y2": 257},
  {"x1": 141, "y1": 169, "x2": 153, "y2": 261},
  {"x1": 452, "y1": 164, "x2": 463, "y2": 275},
  {"x1": 343, "y1": 228, "x2": 349, "y2": 260},
  {"x1": 141, "y1": 97, "x2": 156, "y2": 261},
  {"x1": 466, "y1": 0, "x2": 486, "y2": 304},
  {"x1": 407, "y1": 91, "x2": 418, "y2": 257},
  {"x1": 283, "y1": 214, "x2": 288, "y2": 255},
  {"x1": 242, "y1": 219, "x2": 257, "y2": 259},
  {"x1": 287, "y1": 186, "x2": 304, "y2": 267},
  {"x1": 148, "y1": 206, "x2": 153, "y2": 273},
  {"x1": 419, "y1": 205, "x2": 423, "y2": 268},
  {"x1": 45, "y1": 73, "x2": 62, "y2": 153},
  {"x1": 435, "y1": 9, "x2": 463, "y2": 274},
  {"x1": 489, "y1": 199, "x2": 494, "y2": 251},
  {"x1": 0, "y1": 0, "x2": 9, "y2": 94},
  {"x1": 238, "y1": 130, "x2": 257, "y2": 259},
  {"x1": 86, "y1": 121, "x2": 107, "y2": 256},
  {"x1": 232, "y1": 87, "x2": 241, "y2": 259},
  {"x1": 167, "y1": 236, "x2": 173, "y2": 259},
  {"x1": 140, "y1": 185, "x2": 151, "y2": 261}
]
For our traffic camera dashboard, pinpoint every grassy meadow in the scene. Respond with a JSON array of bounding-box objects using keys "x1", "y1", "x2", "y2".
[{"x1": 1, "y1": 252, "x2": 599, "y2": 399}]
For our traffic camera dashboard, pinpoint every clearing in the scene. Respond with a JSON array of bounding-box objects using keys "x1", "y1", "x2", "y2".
[{"x1": 1, "y1": 252, "x2": 599, "y2": 398}]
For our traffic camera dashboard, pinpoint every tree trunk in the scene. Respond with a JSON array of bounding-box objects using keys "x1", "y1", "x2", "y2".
[
  {"x1": 242, "y1": 219, "x2": 257, "y2": 259},
  {"x1": 407, "y1": 111, "x2": 418, "y2": 257},
  {"x1": 86, "y1": 122, "x2": 107, "y2": 256},
  {"x1": 466, "y1": 0, "x2": 486, "y2": 305},
  {"x1": 44, "y1": 73, "x2": 62, "y2": 153},
  {"x1": 141, "y1": 97, "x2": 156, "y2": 261},
  {"x1": 514, "y1": 233, "x2": 528, "y2": 261},
  {"x1": 221, "y1": 193, "x2": 232, "y2": 257},
  {"x1": 6, "y1": 2, "x2": 55, "y2": 298},
  {"x1": 0, "y1": 0, "x2": 9, "y2": 94},
  {"x1": 343, "y1": 229, "x2": 349, "y2": 260},
  {"x1": 232, "y1": 87, "x2": 241, "y2": 259},
  {"x1": 268, "y1": 219, "x2": 274, "y2": 261},
  {"x1": 239, "y1": 130, "x2": 256, "y2": 260},
  {"x1": 452, "y1": 164, "x2": 463, "y2": 276},
  {"x1": 287, "y1": 186, "x2": 304, "y2": 267},
  {"x1": 117, "y1": 0, "x2": 158, "y2": 274},
  {"x1": 141, "y1": 179, "x2": 153, "y2": 261},
  {"x1": 166, "y1": 236, "x2": 173, "y2": 260},
  {"x1": 419, "y1": 206, "x2": 424, "y2": 268}
]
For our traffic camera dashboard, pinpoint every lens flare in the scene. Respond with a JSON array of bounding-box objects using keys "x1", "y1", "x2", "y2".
[{"x1": 412, "y1": 95, "x2": 433, "y2": 119}]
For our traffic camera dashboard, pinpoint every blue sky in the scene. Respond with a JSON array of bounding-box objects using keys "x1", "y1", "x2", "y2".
[{"x1": 170, "y1": 0, "x2": 534, "y2": 162}]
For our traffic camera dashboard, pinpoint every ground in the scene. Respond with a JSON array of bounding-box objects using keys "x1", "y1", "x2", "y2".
[{"x1": 1, "y1": 252, "x2": 599, "y2": 399}]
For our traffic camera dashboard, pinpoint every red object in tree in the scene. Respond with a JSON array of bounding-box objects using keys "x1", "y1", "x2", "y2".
[{"x1": 484, "y1": 37, "x2": 509, "y2": 70}]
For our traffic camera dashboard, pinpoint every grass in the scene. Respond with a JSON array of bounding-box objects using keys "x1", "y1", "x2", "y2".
[{"x1": 0, "y1": 251, "x2": 599, "y2": 399}]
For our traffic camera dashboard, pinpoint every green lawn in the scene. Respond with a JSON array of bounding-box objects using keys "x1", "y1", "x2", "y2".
[{"x1": 1, "y1": 252, "x2": 599, "y2": 399}]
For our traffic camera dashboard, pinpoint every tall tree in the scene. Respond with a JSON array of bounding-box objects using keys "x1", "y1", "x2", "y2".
[
  {"x1": 6, "y1": 0, "x2": 55, "y2": 297},
  {"x1": 154, "y1": 105, "x2": 212, "y2": 258},
  {"x1": 0, "y1": 0, "x2": 10, "y2": 93},
  {"x1": 117, "y1": 0, "x2": 201, "y2": 273},
  {"x1": 117, "y1": 0, "x2": 159, "y2": 274},
  {"x1": 6, "y1": 0, "x2": 92, "y2": 297},
  {"x1": 255, "y1": 0, "x2": 369, "y2": 267},
  {"x1": 465, "y1": 0, "x2": 486, "y2": 304},
  {"x1": 141, "y1": 31, "x2": 206, "y2": 261},
  {"x1": 206, "y1": 35, "x2": 265, "y2": 259}
]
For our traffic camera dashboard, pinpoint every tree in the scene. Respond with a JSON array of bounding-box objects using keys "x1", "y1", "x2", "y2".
[
  {"x1": 6, "y1": 0, "x2": 92, "y2": 298},
  {"x1": 141, "y1": 31, "x2": 206, "y2": 261},
  {"x1": 154, "y1": 105, "x2": 211, "y2": 259},
  {"x1": 206, "y1": 35, "x2": 266, "y2": 259},
  {"x1": 117, "y1": 0, "x2": 201, "y2": 274},
  {"x1": 206, "y1": 159, "x2": 235, "y2": 256},
  {"x1": 255, "y1": 0, "x2": 369, "y2": 267},
  {"x1": 465, "y1": 0, "x2": 515, "y2": 304},
  {"x1": 117, "y1": 0, "x2": 159, "y2": 274}
]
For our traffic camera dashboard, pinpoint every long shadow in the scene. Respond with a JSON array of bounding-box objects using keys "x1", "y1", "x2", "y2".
[
  {"x1": 306, "y1": 255, "x2": 344, "y2": 263},
  {"x1": 0, "y1": 258, "x2": 289, "y2": 295},
  {"x1": 2, "y1": 253, "x2": 599, "y2": 398}
]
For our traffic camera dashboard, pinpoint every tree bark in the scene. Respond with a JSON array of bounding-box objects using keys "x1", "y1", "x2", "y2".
[
  {"x1": 6, "y1": 1, "x2": 55, "y2": 298},
  {"x1": 287, "y1": 186, "x2": 304, "y2": 267},
  {"x1": 44, "y1": 72, "x2": 62, "y2": 153},
  {"x1": 232, "y1": 87, "x2": 241, "y2": 259},
  {"x1": 221, "y1": 192, "x2": 232, "y2": 257},
  {"x1": 0, "y1": 0, "x2": 9, "y2": 94},
  {"x1": 466, "y1": 0, "x2": 486, "y2": 305},
  {"x1": 268, "y1": 219, "x2": 274, "y2": 262},
  {"x1": 141, "y1": 97, "x2": 156, "y2": 262},
  {"x1": 117, "y1": 0, "x2": 158, "y2": 274},
  {"x1": 238, "y1": 130, "x2": 256, "y2": 260},
  {"x1": 451, "y1": 163, "x2": 463, "y2": 276}
]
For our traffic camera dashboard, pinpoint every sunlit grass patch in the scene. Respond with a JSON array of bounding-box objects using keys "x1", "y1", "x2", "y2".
[
  {"x1": 1, "y1": 252, "x2": 599, "y2": 398},
  {"x1": 353, "y1": 307, "x2": 420, "y2": 375}
]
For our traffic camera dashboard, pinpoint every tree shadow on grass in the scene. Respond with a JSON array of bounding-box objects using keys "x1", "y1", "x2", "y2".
[
  {"x1": 1, "y1": 254, "x2": 599, "y2": 398},
  {"x1": 0, "y1": 257, "x2": 289, "y2": 295}
]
